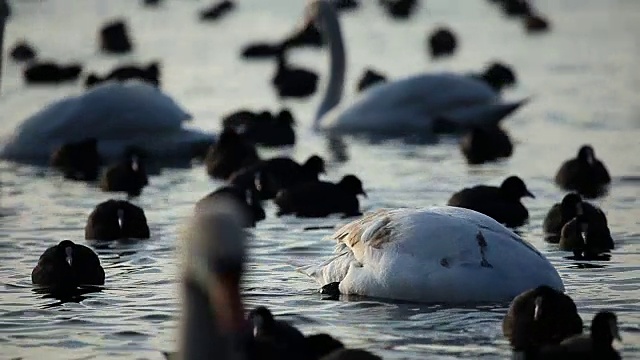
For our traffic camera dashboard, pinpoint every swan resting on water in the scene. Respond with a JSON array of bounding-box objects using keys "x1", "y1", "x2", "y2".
[
  {"x1": 307, "y1": 0, "x2": 528, "y2": 138},
  {"x1": 0, "y1": 5, "x2": 213, "y2": 163},
  {"x1": 299, "y1": 206, "x2": 564, "y2": 303},
  {"x1": 0, "y1": 81, "x2": 215, "y2": 162}
]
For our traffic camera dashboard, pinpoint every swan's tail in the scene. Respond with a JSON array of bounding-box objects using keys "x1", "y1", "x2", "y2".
[
  {"x1": 292, "y1": 248, "x2": 352, "y2": 285},
  {"x1": 436, "y1": 98, "x2": 530, "y2": 132}
]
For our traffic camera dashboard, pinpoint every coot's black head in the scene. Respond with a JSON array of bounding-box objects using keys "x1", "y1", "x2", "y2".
[
  {"x1": 531, "y1": 285, "x2": 565, "y2": 321},
  {"x1": 428, "y1": 27, "x2": 457, "y2": 58},
  {"x1": 85, "y1": 73, "x2": 102, "y2": 88},
  {"x1": 256, "y1": 111, "x2": 272, "y2": 121},
  {"x1": 481, "y1": 62, "x2": 517, "y2": 92},
  {"x1": 123, "y1": 146, "x2": 147, "y2": 170},
  {"x1": 248, "y1": 306, "x2": 275, "y2": 335},
  {"x1": 500, "y1": 176, "x2": 534, "y2": 199},
  {"x1": 218, "y1": 127, "x2": 243, "y2": 145},
  {"x1": 146, "y1": 61, "x2": 160, "y2": 77},
  {"x1": 306, "y1": 333, "x2": 345, "y2": 358},
  {"x1": 56, "y1": 240, "x2": 76, "y2": 268},
  {"x1": 64, "y1": 64, "x2": 83, "y2": 78},
  {"x1": 577, "y1": 144, "x2": 596, "y2": 165},
  {"x1": 560, "y1": 192, "x2": 583, "y2": 220},
  {"x1": 339, "y1": 175, "x2": 367, "y2": 197},
  {"x1": 303, "y1": 155, "x2": 326, "y2": 175},
  {"x1": 244, "y1": 186, "x2": 266, "y2": 222},
  {"x1": 591, "y1": 311, "x2": 621, "y2": 344},
  {"x1": 276, "y1": 109, "x2": 295, "y2": 125}
]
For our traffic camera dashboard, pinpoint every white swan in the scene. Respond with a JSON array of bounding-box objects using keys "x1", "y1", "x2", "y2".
[
  {"x1": 0, "y1": 9, "x2": 214, "y2": 162},
  {"x1": 309, "y1": 0, "x2": 528, "y2": 137},
  {"x1": 299, "y1": 206, "x2": 564, "y2": 303}
]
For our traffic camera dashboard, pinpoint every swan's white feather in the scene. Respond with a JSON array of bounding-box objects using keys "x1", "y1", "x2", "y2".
[
  {"x1": 0, "y1": 81, "x2": 215, "y2": 161},
  {"x1": 301, "y1": 206, "x2": 564, "y2": 303},
  {"x1": 318, "y1": 73, "x2": 523, "y2": 136}
]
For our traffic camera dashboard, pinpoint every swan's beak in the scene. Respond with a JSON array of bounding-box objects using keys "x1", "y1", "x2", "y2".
[
  {"x1": 360, "y1": 189, "x2": 368, "y2": 198},
  {"x1": 525, "y1": 189, "x2": 535, "y2": 198},
  {"x1": 65, "y1": 246, "x2": 73, "y2": 267}
]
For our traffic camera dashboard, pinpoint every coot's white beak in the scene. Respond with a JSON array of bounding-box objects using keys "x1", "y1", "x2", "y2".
[
  {"x1": 117, "y1": 208, "x2": 124, "y2": 228},
  {"x1": 533, "y1": 296, "x2": 543, "y2": 320},
  {"x1": 65, "y1": 246, "x2": 73, "y2": 267},
  {"x1": 610, "y1": 318, "x2": 622, "y2": 341}
]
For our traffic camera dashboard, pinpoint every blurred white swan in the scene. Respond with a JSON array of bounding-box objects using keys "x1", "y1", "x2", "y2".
[
  {"x1": 0, "y1": 8, "x2": 214, "y2": 162},
  {"x1": 309, "y1": 0, "x2": 528, "y2": 138},
  {"x1": 300, "y1": 206, "x2": 564, "y2": 303}
]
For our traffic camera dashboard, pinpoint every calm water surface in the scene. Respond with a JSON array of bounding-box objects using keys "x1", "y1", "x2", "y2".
[{"x1": 1, "y1": 0, "x2": 639, "y2": 359}]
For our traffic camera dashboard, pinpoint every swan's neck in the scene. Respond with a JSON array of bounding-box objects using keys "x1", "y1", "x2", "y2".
[
  {"x1": 314, "y1": 3, "x2": 346, "y2": 127},
  {"x1": 179, "y1": 279, "x2": 223, "y2": 360},
  {"x1": 0, "y1": 1, "x2": 8, "y2": 95}
]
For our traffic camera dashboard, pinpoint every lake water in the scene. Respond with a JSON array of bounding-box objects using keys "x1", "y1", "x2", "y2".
[{"x1": 0, "y1": 0, "x2": 639, "y2": 359}]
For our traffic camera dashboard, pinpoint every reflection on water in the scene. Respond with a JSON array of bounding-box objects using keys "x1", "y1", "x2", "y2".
[
  {"x1": 0, "y1": 0, "x2": 639, "y2": 359},
  {"x1": 34, "y1": 286, "x2": 104, "y2": 309}
]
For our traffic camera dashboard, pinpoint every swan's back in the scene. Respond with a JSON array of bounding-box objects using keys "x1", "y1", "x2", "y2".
[
  {"x1": 16, "y1": 82, "x2": 189, "y2": 138},
  {"x1": 321, "y1": 73, "x2": 501, "y2": 132},
  {"x1": 2, "y1": 81, "x2": 192, "y2": 159},
  {"x1": 307, "y1": 206, "x2": 564, "y2": 303}
]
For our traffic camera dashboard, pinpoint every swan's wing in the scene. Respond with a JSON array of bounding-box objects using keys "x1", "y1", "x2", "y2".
[
  {"x1": 321, "y1": 74, "x2": 505, "y2": 133},
  {"x1": 354, "y1": 73, "x2": 499, "y2": 114},
  {"x1": 438, "y1": 98, "x2": 529, "y2": 128},
  {"x1": 296, "y1": 209, "x2": 395, "y2": 285},
  {"x1": 13, "y1": 82, "x2": 190, "y2": 142},
  {"x1": 331, "y1": 208, "x2": 398, "y2": 263}
]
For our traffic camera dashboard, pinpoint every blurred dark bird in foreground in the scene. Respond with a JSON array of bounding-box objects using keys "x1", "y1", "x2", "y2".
[
  {"x1": 460, "y1": 126, "x2": 513, "y2": 165},
  {"x1": 222, "y1": 108, "x2": 296, "y2": 147},
  {"x1": 205, "y1": 128, "x2": 260, "y2": 180},
  {"x1": 333, "y1": 0, "x2": 360, "y2": 12},
  {"x1": 471, "y1": 61, "x2": 517, "y2": 93},
  {"x1": 356, "y1": 68, "x2": 388, "y2": 92},
  {"x1": 199, "y1": 1, "x2": 236, "y2": 22},
  {"x1": 100, "y1": 147, "x2": 149, "y2": 198},
  {"x1": 428, "y1": 27, "x2": 457, "y2": 58},
  {"x1": 241, "y1": 14, "x2": 324, "y2": 60},
  {"x1": 141, "y1": 0, "x2": 162, "y2": 7},
  {"x1": 99, "y1": 19, "x2": 134, "y2": 54},
  {"x1": 23, "y1": 61, "x2": 82, "y2": 84},
  {"x1": 32, "y1": 240, "x2": 105, "y2": 288},
  {"x1": 379, "y1": 0, "x2": 419, "y2": 19},
  {"x1": 10, "y1": 40, "x2": 37, "y2": 62},
  {"x1": 85, "y1": 199, "x2": 151, "y2": 241},
  {"x1": 85, "y1": 61, "x2": 161, "y2": 88},
  {"x1": 272, "y1": 51, "x2": 318, "y2": 98},
  {"x1": 50, "y1": 138, "x2": 102, "y2": 182},
  {"x1": 554, "y1": 145, "x2": 611, "y2": 199}
]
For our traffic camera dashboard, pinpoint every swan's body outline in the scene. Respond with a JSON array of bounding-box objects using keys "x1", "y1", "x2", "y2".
[
  {"x1": 300, "y1": 206, "x2": 564, "y2": 303},
  {"x1": 0, "y1": 10, "x2": 214, "y2": 163},
  {"x1": 310, "y1": 0, "x2": 527, "y2": 137}
]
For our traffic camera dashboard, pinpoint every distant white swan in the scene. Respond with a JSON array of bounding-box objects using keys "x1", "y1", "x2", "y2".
[
  {"x1": 0, "y1": 11, "x2": 214, "y2": 162},
  {"x1": 299, "y1": 206, "x2": 564, "y2": 303},
  {"x1": 309, "y1": 0, "x2": 528, "y2": 137}
]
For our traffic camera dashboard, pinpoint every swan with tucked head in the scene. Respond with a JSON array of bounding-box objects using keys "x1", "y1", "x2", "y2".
[
  {"x1": 0, "y1": 3, "x2": 214, "y2": 164},
  {"x1": 299, "y1": 206, "x2": 563, "y2": 303},
  {"x1": 308, "y1": 0, "x2": 528, "y2": 138}
]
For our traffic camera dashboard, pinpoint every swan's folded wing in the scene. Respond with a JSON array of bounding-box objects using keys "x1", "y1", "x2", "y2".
[
  {"x1": 438, "y1": 98, "x2": 529, "y2": 128},
  {"x1": 331, "y1": 209, "x2": 399, "y2": 263}
]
